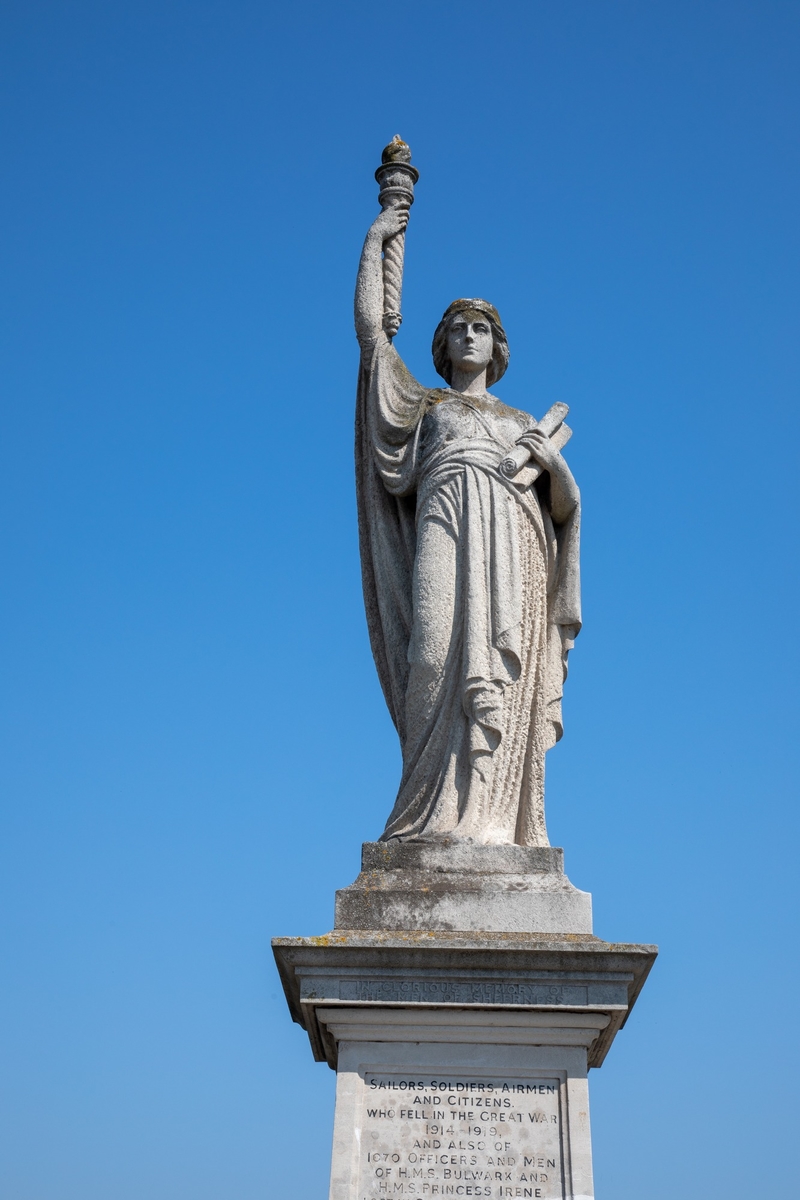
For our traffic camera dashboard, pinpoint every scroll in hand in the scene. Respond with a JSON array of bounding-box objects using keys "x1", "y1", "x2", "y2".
[{"x1": 500, "y1": 402, "x2": 572, "y2": 484}]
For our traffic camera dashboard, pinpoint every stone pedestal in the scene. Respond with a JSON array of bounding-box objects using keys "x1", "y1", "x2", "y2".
[
  {"x1": 335, "y1": 841, "x2": 592, "y2": 935},
  {"x1": 273, "y1": 906, "x2": 656, "y2": 1200}
]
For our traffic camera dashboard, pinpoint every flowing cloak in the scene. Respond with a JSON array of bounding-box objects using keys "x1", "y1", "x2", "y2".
[{"x1": 355, "y1": 332, "x2": 581, "y2": 846}]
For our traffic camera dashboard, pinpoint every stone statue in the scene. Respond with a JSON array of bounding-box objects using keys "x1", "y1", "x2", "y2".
[
  {"x1": 355, "y1": 138, "x2": 581, "y2": 848},
  {"x1": 275, "y1": 146, "x2": 654, "y2": 1200}
]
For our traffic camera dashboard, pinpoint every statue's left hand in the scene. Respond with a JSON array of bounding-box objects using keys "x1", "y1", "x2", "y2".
[
  {"x1": 519, "y1": 428, "x2": 580, "y2": 520},
  {"x1": 519, "y1": 428, "x2": 564, "y2": 475}
]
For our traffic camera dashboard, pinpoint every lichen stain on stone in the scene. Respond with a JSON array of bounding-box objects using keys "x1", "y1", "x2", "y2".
[
  {"x1": 305, "y1": 934, "x2": 355, "y2": 947},
  {"x1": 382, "y1": 135, "x2": 412, "y2": 165},
  {"x1": 275, "y1": 930, "x2": 649, "y2": 955},
  {"x1": 426, "y1": 388, "x2": 447, "y2": 407}
]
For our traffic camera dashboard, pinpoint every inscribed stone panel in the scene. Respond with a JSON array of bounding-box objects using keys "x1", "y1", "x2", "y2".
[{"x1": 359, "y1": 1072, "x2": 565, "y2": 1199}]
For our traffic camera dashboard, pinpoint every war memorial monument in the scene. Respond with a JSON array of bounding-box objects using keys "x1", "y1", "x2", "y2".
[{"x1": 273, "y1": 138, "x2": 657, "y2": 1200}]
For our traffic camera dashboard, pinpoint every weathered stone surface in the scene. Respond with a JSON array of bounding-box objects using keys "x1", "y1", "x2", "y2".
[
  {"x1": 272, "y1": 930, "x2": 657, "y2": 1071},
  {"x1": 361, "y1": 841, "x2": 565, "y2": 874},
  {"x1": 272, "y1": 931, "x2": 657, "y2": 1200},
  {"x1": 334, "y1": 842, "x2": 592, "y2": 934}
]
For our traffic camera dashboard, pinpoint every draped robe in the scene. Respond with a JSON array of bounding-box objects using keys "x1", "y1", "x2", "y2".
[{"x1": 356, "y1": 332, "x2": 581, "y2": 846}]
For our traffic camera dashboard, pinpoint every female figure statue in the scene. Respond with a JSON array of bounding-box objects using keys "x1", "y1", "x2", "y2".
[{"x1": 355, "y1": 203, "x2": 581, "y2": 848}]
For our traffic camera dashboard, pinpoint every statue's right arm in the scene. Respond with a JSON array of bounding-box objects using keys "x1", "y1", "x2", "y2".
[{"x1": 354, "y1": 206, "x2": 409, "y2": 349}]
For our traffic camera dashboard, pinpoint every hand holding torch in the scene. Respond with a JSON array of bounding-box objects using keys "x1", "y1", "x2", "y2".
[{"x1": 374, "y1": 136, "x2": 419, "y2": 339}]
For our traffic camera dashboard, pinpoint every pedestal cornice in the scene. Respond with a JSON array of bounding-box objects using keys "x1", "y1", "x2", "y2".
[{"x1": 272, "y1": 930, "x2": 657, "y2": 1070}]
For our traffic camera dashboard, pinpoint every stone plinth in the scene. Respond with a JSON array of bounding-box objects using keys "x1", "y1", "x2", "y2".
[
  {"x1": 334, "y1": 842, "x2": 593, "y2": 935},
  {"x1": 272, "y1": 931, "x2": 657, "y2": 1200}
]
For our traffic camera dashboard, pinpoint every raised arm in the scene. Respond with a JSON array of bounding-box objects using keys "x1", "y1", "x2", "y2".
[{"x1": 354, "y1": 205, "x2": 409, "y2": 349}]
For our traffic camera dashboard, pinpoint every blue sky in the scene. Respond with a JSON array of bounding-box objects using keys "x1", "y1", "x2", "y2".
[{"x1": 1, "y1": 2, "x2": 798, "y2": 1197}]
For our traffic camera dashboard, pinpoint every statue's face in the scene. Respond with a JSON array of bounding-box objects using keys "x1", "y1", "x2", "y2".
[{"x1": 446, "y1": 313, "x2": 494, "y2": 376}]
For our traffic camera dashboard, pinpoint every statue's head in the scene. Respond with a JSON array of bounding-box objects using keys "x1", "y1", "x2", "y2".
[{"x1": 432, "y1": 298, "x2": 509, "y2": 387}]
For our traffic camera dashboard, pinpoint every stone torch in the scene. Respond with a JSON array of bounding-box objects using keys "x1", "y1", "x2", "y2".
[{"x1": 374, "y1": 136, "x2": 419, "y2": 338}]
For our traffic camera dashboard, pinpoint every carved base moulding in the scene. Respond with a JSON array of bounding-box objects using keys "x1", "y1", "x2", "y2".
[{"x1": 334, "y1": 842, "x2": 593, "y2": 935}]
